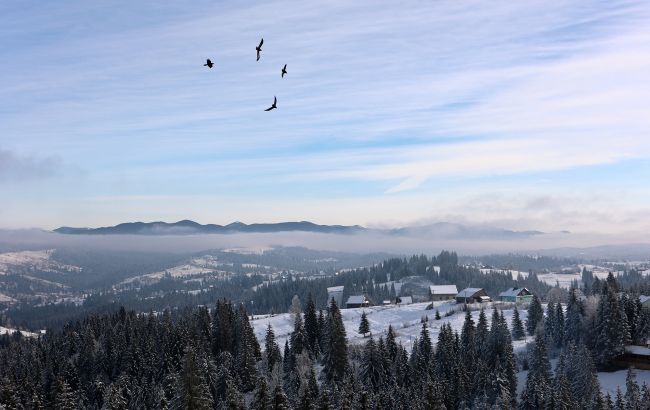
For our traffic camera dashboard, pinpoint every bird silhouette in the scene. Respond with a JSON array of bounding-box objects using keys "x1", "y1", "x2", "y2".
[
  {"x1": 204, "y1": 59, "x2": 214, "y2": 68},
  {"x1": 256, "y1": 38, "x2": 263, "y2": 61},
  {"x1": 264, "y1": 96, "x2": 277, "y2": 111},
  {"x1": 281, "y1": 64, "x2": 287, "y2": 78}
]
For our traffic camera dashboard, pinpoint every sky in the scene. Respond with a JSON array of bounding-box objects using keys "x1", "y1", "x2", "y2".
[{"x1": 2, "y1": 0, "x2": 650, "y2": 241}]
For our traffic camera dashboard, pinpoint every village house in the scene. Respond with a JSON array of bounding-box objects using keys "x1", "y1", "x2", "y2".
[
  {"x1": 499, "y1": 287, "x2": 533, "y2": 303},
  {"x1": 429, "y1": 285, "x2": 458, "y2": 301},
  {"x1": 345, "y1": 295, "x2": 369, "y2": 309},
  {"x1": 456, "y1": 288, "x2": 490, "y2": 304},
  {"x1": 612, "y1": 345, "x2": 650, "y2": 370}
]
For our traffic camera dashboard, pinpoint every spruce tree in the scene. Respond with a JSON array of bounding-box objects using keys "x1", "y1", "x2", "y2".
[
  {"x1": 614, "y1": 388, "x2": 624, "y2": 410},
  {"x1": 526, "y1": 295, "x2": 544, "y2": 336},
  {"x1": 54, "y1": 378, "x2": 78, "y2": 410},
  {"x1": 594, "y1": 285, "x2": 632, "y2": 368},
  {"x1": 625, "y1": 367, "x2": 641, "y2": 410},
  {"x1": 265, "y1": 324, "x2": 282, "y2": 373},
  {"x1": 511, "y1": 305, "x2": 525, "y2": 340},
  {"x1": 544, "y1": 301, "x2": 556, "y2": 348},
  {"x1": 385, "y1": 325, "x2": 398, "y2": 362},
  {"x1": 173, "y1": 346, "x2": 214, "y2": 410},
  {"x1": 304, "y1": 293, "x2": 320, "y2": 355},
  {"x1": 297, "y1": 369, "x2": 319, "y2": 410},
  {"x1": 358, "y1": 312, "x2": 370, "y2": 338},
  {"x1": 223, "y1": 378, "x2": 245, "y2": 410},
  {"x1": 564, "y1": 288, "x2": 584, "y2": 345},
  {"x1": 476, "y1": 308, "x2": 489, "y2": 359},
  {"x1": 322, "y1": 299, "x2": 348, "y2": 383},
  {"x1": 520, "y1": 330, "x2": 552, "y2": 409},
  {"x1": 554, "y1": 302, "x2": 565, "y2": 349},
  {"x1": 271, "y1": 384, "x2": 291, "y2": 410},
  {"x1": 360, "y1": 337, "x2": 384, "y2": 391},
  {"x1": 250, "y1": 378, "x2": 270, "y2": 410},
  {"x1": 290, "y1": 313, "x2": 307, "y2": 355}
]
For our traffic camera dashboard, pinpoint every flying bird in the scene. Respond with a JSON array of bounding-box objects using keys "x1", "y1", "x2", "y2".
[
  {"x1": 204, "y1": 59, "x2": 214, "y2": 68},
  {"x1": 256, "y1": 38, "x2": 263, "y2": 61},
  {"x1": 264, "y1": 96, "x2": 277, "y2": 111},
  {"x1": 281, "y1": 64, "x2": 287, "y2": 78}
]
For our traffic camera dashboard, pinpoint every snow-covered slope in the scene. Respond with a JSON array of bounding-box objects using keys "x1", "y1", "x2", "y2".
[
  {"x1": 0, "y1": 326, "x2": 39, "y2": 338},
  {"x1": 252, "y1": 301, "x2": 532, "y2": 353}
]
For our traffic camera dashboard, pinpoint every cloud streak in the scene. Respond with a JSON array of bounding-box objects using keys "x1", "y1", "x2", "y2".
[{"x1": 0, "y1": 149, "x2": 60, "y2": 182}]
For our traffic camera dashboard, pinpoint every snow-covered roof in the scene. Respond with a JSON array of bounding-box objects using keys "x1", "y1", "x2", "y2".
[
  {"x1": 346, "y1": 295, "x2": 366, "y2": 305},
  {"x1": 397, "y1": 296, "x2": 413, "y2": 304},
  {"x1": 499, "y1": 287, "x2": 530, "y2": 298},
  {"x1": 457, "y1": 288, "x2": 484, "y2": 298},
  {"x1": 625, "y1": 345, "x2": 650, "y2": 356},
  {"x1": 430, "y1": 285, "x2": 458, "y2": 295},
  {"x1": 327, "y1": 286, "x2": 344, "y2": 293},
  {"x1": 640, "y1": 295, "x2": 650, "y2": 304}
]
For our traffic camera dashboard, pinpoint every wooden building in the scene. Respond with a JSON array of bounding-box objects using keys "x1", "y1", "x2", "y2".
[
  {"x1": 456, "y1": 288, "x2": 490, "y2": 304},
  {"x1": 429, "y1": 285, "x2": 458, "y2": 301},
  {"x1": 499, "y1": 287, "x2": 533, "y2": 303}
]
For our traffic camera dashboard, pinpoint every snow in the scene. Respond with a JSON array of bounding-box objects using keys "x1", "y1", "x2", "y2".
[
  {"x1": 251, "y1": 300, "x2": 650, "y2": 399},
  {"x1": 0, "y1": 293, "x2": 17, "y2": 303},
  {"x1": 598, "y1": 369, "x2": 650, "y2": 395},
  {"x1": 120, "y1": 256, "x2": 226, "y2": 285},
  {"x1": 457, "y1": 288, "x2": 483, "y2": 298},
  {"x1": 0, "y1": 249, "x2": 81, "y2": 274},
  {"x1": 430, "y1": 285, "x2": 458, "y2": 295},
  {"x1": 537, "y1": 272, "x2": 581, "y2": 288},
  {"x1": 0, "y1": 326, "x2": 38, "y2": 338},
  {"x1": 252, "y1": 301, "x2": 531, "y2": 354}
]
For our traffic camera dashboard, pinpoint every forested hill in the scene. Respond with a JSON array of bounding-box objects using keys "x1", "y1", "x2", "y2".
[
  {"x1": 4, "y1": 251, "x2": 554, "y2": 330},
  {"x1": 1, "y1": 275, "x2": 650, "y2": 409}
]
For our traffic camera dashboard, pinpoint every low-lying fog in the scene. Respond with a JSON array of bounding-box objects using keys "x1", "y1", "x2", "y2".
[{"x1": 1, "y1": 228, "x2": 649, "y2": 259}]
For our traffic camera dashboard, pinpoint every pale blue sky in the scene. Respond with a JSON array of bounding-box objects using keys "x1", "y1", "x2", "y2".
[{"x1": 2, "y1": 0, "x2": 650, "y2": 238}]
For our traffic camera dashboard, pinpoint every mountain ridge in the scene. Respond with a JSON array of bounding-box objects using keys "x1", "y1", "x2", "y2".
[{"x1": 53, "y1": 220, "x2": 545, "y2": 239}]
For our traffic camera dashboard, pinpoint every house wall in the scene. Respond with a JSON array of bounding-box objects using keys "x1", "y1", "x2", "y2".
[{"x1": 432, "y1": 294, "x2": 455, "y2": 301}]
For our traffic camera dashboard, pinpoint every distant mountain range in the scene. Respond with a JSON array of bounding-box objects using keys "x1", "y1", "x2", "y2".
[{"x1": 54, "y1": 220, "x2": 545, "y2": 240}]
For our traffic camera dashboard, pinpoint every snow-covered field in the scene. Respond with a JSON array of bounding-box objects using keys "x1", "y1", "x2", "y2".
[
  {"x1": 252, "y1": 301, "x2": 531, "y2": 353},
  {"x1": 537, "y1": 272, "x2": 581, "y2": 288},
  {"x1": 599, "y1": 368, "x2": 650, "y2": 395},
  {"x1": 120, "y1": 256, "x2": 225, "y2": 285},
  {"x1": 0, "y1": 249, "x2": 81, "y2": 275}
]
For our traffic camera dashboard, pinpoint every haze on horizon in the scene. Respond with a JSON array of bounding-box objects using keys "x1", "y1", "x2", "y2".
[{"x1": 2, "y1": 0, "x2": 650, "y2": 244}]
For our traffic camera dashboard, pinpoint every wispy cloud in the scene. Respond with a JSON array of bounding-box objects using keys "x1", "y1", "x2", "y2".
[{"x1": 0, "y1": 149, "x2": 60, "y2": 182}]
